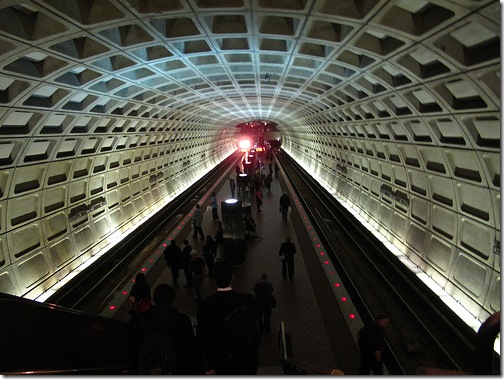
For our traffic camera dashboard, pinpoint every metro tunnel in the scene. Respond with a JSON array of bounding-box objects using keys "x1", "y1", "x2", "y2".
[{"x1": 0, "y1": 0, "x2": 500, "y2": 375}]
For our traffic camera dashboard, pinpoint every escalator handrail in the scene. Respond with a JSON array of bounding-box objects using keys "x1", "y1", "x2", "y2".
[{"x1": 0, "y1": 292, "x2": 132, "y2": 374}]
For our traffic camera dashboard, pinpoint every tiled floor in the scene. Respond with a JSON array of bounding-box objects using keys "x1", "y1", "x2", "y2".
[{"x1": 104, "y1": 156, "x2": 361, "y2": 374}]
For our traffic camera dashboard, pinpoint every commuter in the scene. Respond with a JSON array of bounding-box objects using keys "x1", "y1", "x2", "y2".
[
  {"x1": 278, "y1": 236, "x2": 296, "y2": 281},
  {"x1": 196, "y1": 259, "x2": 260, "y2": 375},
  {"x1": 202, "y1": 235, "x2": 217, "y2": 277},
  {"x1": 243, "y1": 212, "x2": 261, "y2": 239},
  {"x1": 358, "y1": 314, "x2": 390, "y2": 375},
  {"x1": 180, "y1": 240, "x2": 193, "y2": 288},
  {"x1": 253, "y1": 273, "x2": 274, "y2": 333},
  {"x1": 229, "y1": 177, "x2": 236, "y2": 198},
  {"x1": 268, "y1": 162, "x2": 273, "y2": 178},
  {"x1": 192, "y1": 204, "x2": 204, "y2": 240},
  {"x1": 190, "y1": 250, "x2": 207, "y2": 301},
  {"x1": 163, "y1": 239, "x2": 182, "y2": 287},
  {"x1": 255, "y1": 188, "x2": 263, "y2": 212},
  {"x1": 279, "y1": 191, "x2": 291, "y2": 220},
  {"x1": 234, "y1": 164, "x2": 241, "y2": 175},
  {"x1": 265, "y1": 175, "x2": 271, "y2": 193},
  {"x1": 274, "y1": 162, "x2": 279, "y2": 178},
  {"x1": 130, "y1": 283, "x2": 204, "y2": 375},
  {"x1": 214, "y1": 221, "x2": 224, "y2": 259},
  {"x1": 210, "y1": 192, "x2": 219, "y2": 221},
  {"x1": 129, "y1": 272, "x2": 151, "y2": 313}
]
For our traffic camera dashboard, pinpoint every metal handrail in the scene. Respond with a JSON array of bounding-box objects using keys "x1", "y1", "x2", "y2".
[
  {"x1": 474, "y1": 311, "x2": 500, "y2": 375},
  {"x1": 279, "y1": 320, "x2": 343, "y2": 375}
]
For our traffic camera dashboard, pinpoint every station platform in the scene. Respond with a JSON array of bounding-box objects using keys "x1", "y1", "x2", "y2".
[{"x1": 99, "y1": 152, "x2": 363, "y2": 374}]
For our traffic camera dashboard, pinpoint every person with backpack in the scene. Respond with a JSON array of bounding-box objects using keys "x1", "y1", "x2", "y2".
[
  {"x1": 196, "y1": 259, "x2": 260, "y2": 375},
  {"x1": 129, "y1": 284, "x2": 204, "y2": 375},
  {"x1": 358, "y1": 314, "x2": 390, "y2": 375}
]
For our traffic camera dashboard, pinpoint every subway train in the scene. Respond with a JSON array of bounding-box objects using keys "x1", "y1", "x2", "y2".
[{"x1": 0, "y1": 0, "x2": 499, "y2": 364}]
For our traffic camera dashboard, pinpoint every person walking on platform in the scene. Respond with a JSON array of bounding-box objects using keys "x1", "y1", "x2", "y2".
[
  {"x1": 358, "y1": 314, "x2": 390, "y2": 375},
  {"x1": 255, "y1": 188, "x2": 263, "y2": 212},
  {"x1": 210, "y1": 192, "x2": 219, "y2": 221},
  {"x1": 163, "y1": 240, "x2": 182, "y2": 287},
  {"x1": 253, "y1": 273, "x2": 274, "y2": 333},
  {"x1": 274, "y1": 162, "x2": 279, "y2": 178},
  {"x1": 129, "y1": 272, "x2": 151, "y2": 313},
  {"x1": 214, "y1": 221, "x2": 224, "y2": 259},
  {"x1": 203, "y1": 235, "x2": 217, "y2": 277},
  {"x1": 190, "y1": 250, "x2": 207, "y2": 301},
  {"x1": 196, "y1": 259, "x2": 260, "y2": 375},
  {"x1": 265, "y1": 175, "x2": 271, "y2": 193},
  {"x1": 279, "y1": 191, "x2": 291, "y2": 220},
  {"x1": 192, "y1": 204, "x2": 204, "y2": 240},
  {"x1": 278, "y1": 236, "x2": 296, "y2": 281},
  {"x1": 181, "y1": 240, "x2": 193, "y2": 288},
  {"x1": 229, "y1": 177, "x2": 236, "y2": 198}
]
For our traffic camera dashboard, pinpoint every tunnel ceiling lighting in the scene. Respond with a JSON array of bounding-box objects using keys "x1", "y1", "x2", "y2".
[{"x1": 238, "y1": 139, "x2": 251, "y2": 149}]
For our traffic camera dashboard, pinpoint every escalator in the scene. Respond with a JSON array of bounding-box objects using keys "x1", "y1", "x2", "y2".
[{"x1": 0, "y1": 292, "x2": 132, "y2": 375}]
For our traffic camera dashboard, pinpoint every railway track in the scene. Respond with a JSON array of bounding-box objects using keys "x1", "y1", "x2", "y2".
[{"x1": 277, "y1": 150, "x2": 477, "y2": 374}]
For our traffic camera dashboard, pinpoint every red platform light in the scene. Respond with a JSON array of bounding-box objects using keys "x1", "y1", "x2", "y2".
[
  {"x1": 141, "y1": 267, "x2": 147, "y2": 272},
  {"x1": 109, "y1": 305, "x2": 116, "y2": 310},
  {"x1": 319, "y1": 251, "x2": 325, "y2": 255},
  {"x1": 324, "y1": 260, "x2": 329, "y2": 265},
  {"x1": 349, "y1": 313, "x2": 356, "y2": 319},
  {"x1": 122, "y1": 291, "x2": 128, "y2": 295},
  {"x1": 334, "y1": 282, "x2": 341, "y2": 287},
  {"x1": 341, "y1": 297, "x2": 347, "y2": 302}
]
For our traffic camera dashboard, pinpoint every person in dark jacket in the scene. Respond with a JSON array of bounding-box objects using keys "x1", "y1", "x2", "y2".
[
  {"x1": 214, "y1": 221, "x2": 224, "y2": 259},
  {"x1": 129, "y1": 284, "x2": 204, "y2": 375},
  {"x1": 202, "y1": 235, "x2": 216, "y2": 277},
  {"x1": 190, "y1": 250, "x2": 206, "y2": 301},
  {"x1": 129, "y1": 272, "x2": 151, "y2": 313},
  {"x1": 192, "y1": 204, "x2": 204, "y2": 239},
  {"x1": 163, "y1": 240, "x2": 182, "y2": 287},
  {"x1": 279, "y1": 191, "x2": 291, "y2": 219},
  {"x1": 358, "y1": 314, "x2": 390, "y2": 375},
  {"x1": 279, "y1": 236, "x2": 296, "y2": 281},
  {"x1": 229, "y1": 177, "x2": 236, "y2": 198},
  {"x1": 210, "y1": 192, "x2": 219, "y2": 221},
  {"x1": 180, "y1": 240, "x2": 193, "y2": 288},
  {"x1": 196, "y1": 259, "x2": 260, "y2": 375},
  {"x1": 253, "y1": 273, "x2": 274, "y2": 333}
]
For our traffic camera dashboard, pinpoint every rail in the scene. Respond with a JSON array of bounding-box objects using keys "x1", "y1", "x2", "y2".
[
  {"x1": 278, "y1": 321, "x2": 342, "y2": 375},
  {"x1": 47, "y1": 152, "x2": 241, "y2": 312},
  {"x1": 0, "y1": 293, "x2": 131, "y2": 374},
  {"x1": 277, "y1": 149, "x2": 476, "y2": 373},
  {"x1": 474, "y1": 311, "x2": 500, "y2": 375}
]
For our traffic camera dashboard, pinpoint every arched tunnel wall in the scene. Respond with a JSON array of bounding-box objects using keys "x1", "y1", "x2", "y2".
[{"x1": 0, "y1": 0, "x2": 498, "y2": 330}]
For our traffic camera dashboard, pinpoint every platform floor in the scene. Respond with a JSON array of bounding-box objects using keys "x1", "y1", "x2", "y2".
[{"x1": 100, "y1": 154, "x2": 362, "y2": 374}]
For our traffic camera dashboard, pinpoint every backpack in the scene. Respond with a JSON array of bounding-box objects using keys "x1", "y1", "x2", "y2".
[
  {"x1": 220, "y1": 300, "x2": 259, "y2": 365},
  {"x1": 137, "y1": 310, "x2": 180, "y2": 375}
]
